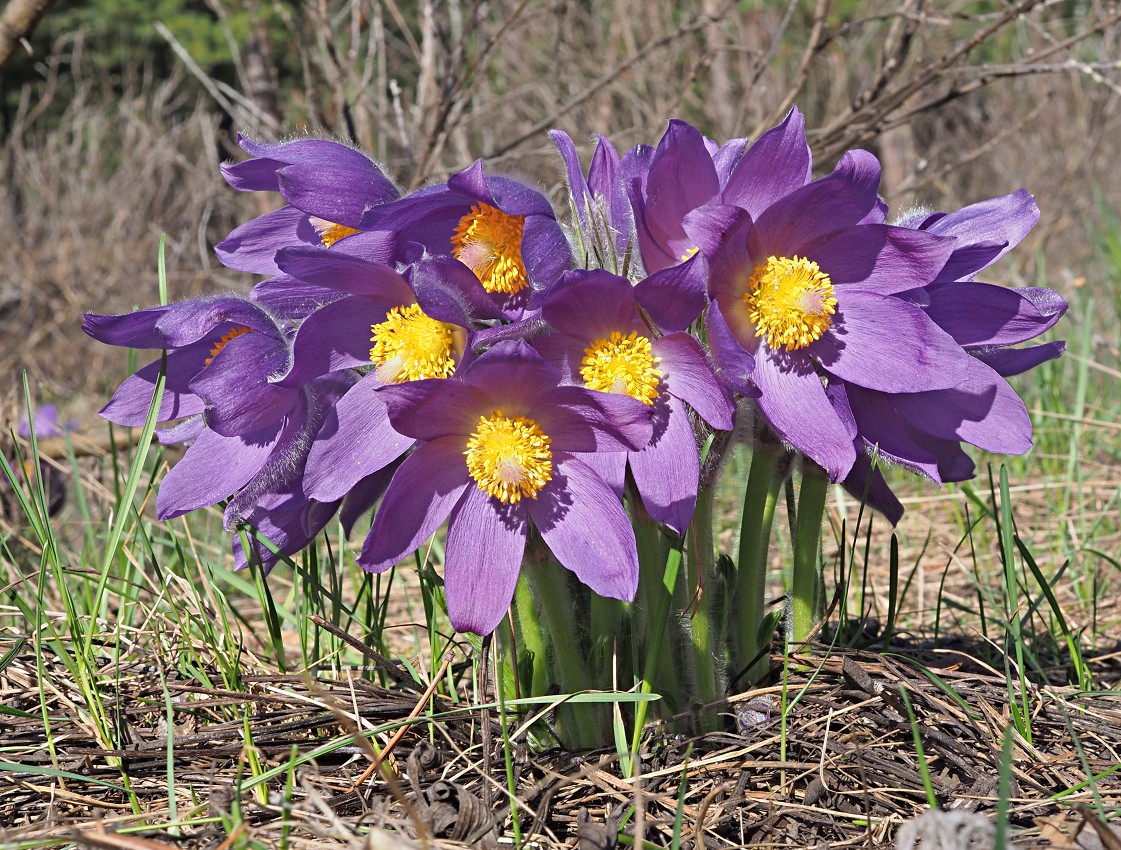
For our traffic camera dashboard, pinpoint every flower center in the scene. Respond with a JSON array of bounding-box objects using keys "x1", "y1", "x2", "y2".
[
  {"x1": 743, "y1": 255, "x2": 837, "y2": 351},
  {"x1": 370, "y1": 304, "x2": 460, "y2": 383},
  {"x1": 680, "y1": 246, "x2": 700, "y2": 262},
  {"x1": 204, "y1": 325, "x2": 252, "y2": 365},
  {"x1": 464, "y1": 409, "x2": 553, "y2": 504},
  {"x1": 580, "y1": 331, "x2": 663, "y2": 405},
  {"x1": 309, "y1": 217, "x2": 361, "y2": 248},
  {"x1": 451, "y1": 202, "x2": 528, "y2": 295}
]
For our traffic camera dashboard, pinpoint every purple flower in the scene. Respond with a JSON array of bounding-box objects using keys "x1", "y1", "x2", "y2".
[
  {"x1": 622, "y1": 111, "x2": 814, "y2": 329},
  {"x1": 216, "y1": 135, "x2": 400, "y2": 275},
  {"x1": 549, "y1": 130, "x2": 636, "y2": 274},
  {"x1": 705, "y1": 157, "x2": 970, "y2": 481},
  {"x1": 358, "y1": 340, "x2": 654, "y2": 635},
  {"x1": 832, "y1": 191, "x2": 1068, "y2": 521},
  {"x1": 534, "y1": 270, "x2": 734, "y2": 533},
  {"x1": 278, "y1": 251, "x2": 507, "y2": 505},
  {"x1": 359, "y1": 160, "x2": 571, "y2": 317},
  {"x1": 83, "y1": 294, "x2": 295, "y2": 435}
]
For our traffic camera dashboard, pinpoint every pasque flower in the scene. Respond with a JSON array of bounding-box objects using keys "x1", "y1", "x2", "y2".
[
  {"x1": 358, "y1": 340, "x2": 654, "y2": 635},
  {"x1": 534, "y1": 270, "x2": 734, "y2": 533},
  {"x1": 215, "y1": 135, "x2": 401, "y2": 275},
  {"x1": 280, "y1": 252, "x2": 499, "y2": 504},
  {"x1": 705, "y1": 154, "x2": 971, "y2": 482},
  {"x1": 357, "y1": 160, "x2": 571, "y2": 317},
  {"x1": 834, "y1": 190, "x2": 1067, "y2": 521},
  {"x1": 82, "y1": 294, "x2": 346, "y2": 531}
]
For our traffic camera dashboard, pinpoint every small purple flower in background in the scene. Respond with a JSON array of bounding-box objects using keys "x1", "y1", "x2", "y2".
[
  {"x1": 705, "y1": 154, "x2": 969, "y2": 481},
  {"x1": 6, "y1": 404, "x2": 77, "y2": 517},
  {"x1": 358, "y1": 340, "x2": 654, "y2": 635},
  {"x1": 215, "y1": 135, "x2": 401, "y2": 275},
  {"x1": 534, "y1": 270, "x2": 734, "y2": 533}
]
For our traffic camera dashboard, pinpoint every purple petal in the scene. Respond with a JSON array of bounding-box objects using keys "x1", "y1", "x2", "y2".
[
  {"x1": 813, "y1": 292, "x2": 972, "y2": 392},
  {"x1": 570, "y1": 449, "x2": 627, "y2": 498},
  {"x1": 704, "y1": 300, "x2": 758, "y2": 397},
  {"x1": 283, "y1": 296, "x2": 387, "y2": 385},
  {"x1": 749, "y1": 151, "x2": 881, "y2": 257},
  {"x1": 634, "y1": 254, "x2": 709, "y2": 332},
  {"x1": 215, "y1": 205, "x2": 309, "y2": 275},
  {"x1": 754, "y1": 348, "x2": 856, "y2": 481},
  {"x1": 339, "y1": 463, "x2": 401, "y2": 536},
  {"x1": 841, "y1": 453, "x2": 904, "y2": 525},
  {"x1": 812, "y1": 225, "x2": 955, "y2": 294},
  {"x1": 974, "y1": 341, "x2": 1065, "y2": 376},
  {"x1": 276, "y1": 246, "x2": 416, "y2": 301},
  {"x1": 99, "y1": 346, "x2": 209, "y2": 426},
  {"x1": 654, "y1": 332, "x2": 734, "y2": 429},
  {"x1": 923, "y1": 282, "x2": 1067, "y2": 347},
  {"x1": 526, "y1": 455, "x2": 639, "y2": 601},
  {"x1": 549, "y1": 129, "x2": 591, "y2": 229},
  {"x1": 156, "y1": 423, "x2": 280, "y2": 519},
  {"x1": 521, "y1": 214, "x2": 572, "y2": 292},
  {"x1": 302, "y1": 375, "x2": 415, "y2": 501},
  {"x1": 250, "y1": 274, "x2": 346, "y2": 320},
  {"x1": 892, "y1": 359, "x2": 1032, "y2": 454},
  {"x1": 923, "y1": 189, "x2": 1038, "y2": 282},
  {"x1": 540, "y1": 386, "x2": 654, "y2": 453},
  {"x1": 628, "y1": 395, "x2": 700, "y2": 534},
  {"x1": 379, "y1": 379, "x2": 487, "y2": 441},
  {"x1": 83, "y1": 306, "x2": 169, "y2": 348},
  {"x1": 189, "y1": 333, "x2": 299, "y2": 436},
  {"x1": 359, "y1": 436, "x2": 471, "y2": 572},
  {"x1": 278, "y1": 163, "x2": 399, "y2": 227},
  {"x1": 542, "y1": 270, "x2": 638, "y2": 339},
  {"x1": 410, "y1": 255, "x2": 506, "y2": 323},
  {"x1": 444, "y1": 486, "x2": 528, "y2": 634},
  {"x1": 722, "y1": 107, "x2": 811, "y2": 216}
]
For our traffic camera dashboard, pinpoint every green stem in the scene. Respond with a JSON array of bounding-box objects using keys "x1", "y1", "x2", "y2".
[
  {"x1": 685, "y1": 482, "x2": 722, "y2": 728},
  {"x1": 526, "y1": 559, "x2": 604, "y2": 748},
  {"x1": 512, "y1": 572, "x2": 550, "y2": 698},
  {"x1": 634, "y1": 514, "x2": 677, "y2": 711},
  {"x1": 733, "y1": 448, "x2": 780, "y2": 684},
  {"x1": 790, "y1": 462, "x2": 830, "y2": 644},
  {"x1": 629, "y1": 538, "x2": 683, "y2": 772}
]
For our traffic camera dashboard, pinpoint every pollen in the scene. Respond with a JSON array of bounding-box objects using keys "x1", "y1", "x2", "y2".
[
  {"x1": 204, "y1": 325, "x2": 252, "y2": 366},
  {"x1": 451, "y1": 202, "x2": 529, "y2": 295},
  {"x1": 309, "y1": 216, "x2": 361, "y2": 248},
  {"x1": 680, "y1": 246, "x2": 700, "y2": 262},
  {"x1": 370, "y1": 304, "x2": 460, "y2": 383},
  {"x1": 743, "y1": 255, "x2": 838, "y2": 351},
  {"x1": 580, "y1": 331, "x2": 663, "y2": 405},
  {"x1": 464, "y1": 409, "x2": 553, "y2": 504}
]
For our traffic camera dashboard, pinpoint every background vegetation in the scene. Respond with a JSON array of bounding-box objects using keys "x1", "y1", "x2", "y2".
[{"x1": 2, "y1": 1, "x2": 1120, "y2": 847}]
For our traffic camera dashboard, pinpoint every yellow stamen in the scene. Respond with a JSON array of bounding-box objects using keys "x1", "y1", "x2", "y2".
[
  {"x1": 464, "y1": 409, "x2": 552, "y2": 504},
  {"x1": 580, "y1": 331, "x2": 663, "y2": 405},
  {"x1": 680, "y1": 246, "x2": 700, "y2": 262},
  {"x1": 743, "y1": 255, "x2": 838, "y2": 351},
  {"x1": 370, "y1": 304, "x2": 461, "y2": 383},
  {"x1": 309, "y1": 216, "x2": 361, "y2": 248},
  {"x1": 205, "y1": 326, "x2": 252, "y2": 366},
  {"x1": 451, "y1": 202, "x2": 528, "y2": 295}
]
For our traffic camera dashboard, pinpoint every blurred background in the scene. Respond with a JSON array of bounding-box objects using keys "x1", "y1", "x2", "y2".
[{"x1": 1, "y1": 0, "x2": 1118, "y2": 410}]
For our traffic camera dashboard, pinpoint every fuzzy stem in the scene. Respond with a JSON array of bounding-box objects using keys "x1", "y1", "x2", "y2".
[
  {"x1": 512, "y1": 572, "x2": 550, "y2": 698},
  {"x1": 790, "y1": 463, "x2": 829, "y2": 644},
  {"x1": 733, "y1": 448, "x2": 780, "y2": 684},
  {"x1": 629, "y1": 537, "x2": 683, "y2": 770},
  {"x1": 526, "y1": 559, "x2": 605, "y2": 748},
  {"x1": 685, "y1": 481, "x2": 723, "y2": 729}
]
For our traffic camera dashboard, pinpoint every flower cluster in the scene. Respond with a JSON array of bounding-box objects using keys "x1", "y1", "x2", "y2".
[{"x1": 85, "y1": 108, "x2": 1065, "y2": 636}]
